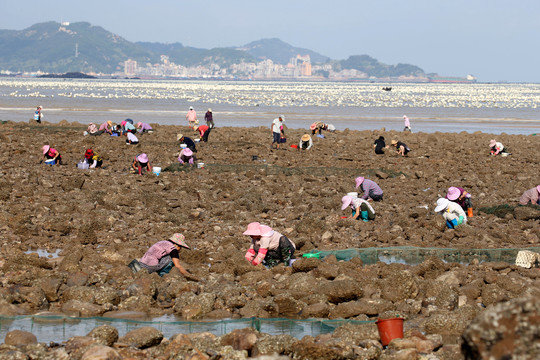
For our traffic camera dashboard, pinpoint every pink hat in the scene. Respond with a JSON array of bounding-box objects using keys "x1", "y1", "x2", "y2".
[
  {"x1": 243, "y1": 222, "x2": 262, "y2": 236},
  {"x1": 537, "y1": 185, "x2": 540, "y2": 193},
  {"x1": 446, "y1": 187, "x2": 460, "y2": 201},
  {"x1": 489, "y1": 139, "x2": 497, "y2": 147},
  {"x1": 137, "y1": 122, "x2": 142, "y2": 128},
  {"x1": 183, "y1": 148, "x2": 193, "y2": 157},
  {"x1": 341, "y1": 195, "x2": 353, "y2": 210},
  {"x1": 42, "y1": 145, "x2": 50, "y2": 155},
  {"x1": 169, "y1": 233, "x2": 190, "y2": 249},
  {"x1": 355, "y1": 176, "x2": 365, "y2": 189},
  {"x1": 259, "y1": 225, "x2": 274, "y2": 237},
  {"x1": 137, "y1": 153, "x2": 149, "y2": 163}
]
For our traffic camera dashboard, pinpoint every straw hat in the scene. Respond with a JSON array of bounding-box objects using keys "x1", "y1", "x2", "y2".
[
  {"x1": 169, "y1": 233, "x2": 190, "y2": 249},
  {"x1": 355, "y1": 176, "x2": 365, "y2": 189},
  {"x1": 391, "y1": 140, "x2": 398, "y2": 146},
  {"x1": 107, "y1": 120, "x2": 112, "y2": 127},
  {"x1": 193, "y1": 125, "x2": 199, "y2": 131},
  {"x1": 183, "y1": 148, "x2": 193, "y2": 157},
  {"x1": 489, "y1": 139, "x2": 497, "y2": 147},
  {"x1": 341, "y1": 195, "x2": 354, "y2": 210},
  {"x1": 137, "y1": 153, "x2": 149, "y2": 163},
  {"x1": 446, "y1": 187, "x2": 460, "y2": 201},
  {"x1": 42, "y1": 145, "x2": 50, "y2": 155},
  {"x1": 243, "y1": 222, "x2": 262, "y2": 236},
  {"x1": 301, "y1": 134, "x2": 311, "y2": 142},
  {"x1": 434, "y1": 198, "x2": 450, "y2": 212},
  {"x1": 177, "y1": 133, "x2": 183, "y2": 141},
  {"x1": 208, "y1": 108, "x2": 212, "y2": 112}
]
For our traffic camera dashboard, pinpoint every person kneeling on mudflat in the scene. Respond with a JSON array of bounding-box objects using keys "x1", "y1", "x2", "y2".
[
  {"x1": 194, "y1": 124, "x2": 211, "y2": 142},
  {"x1": 489, "y1": 139, "x2": 510, "y2": 156},
  {"x1": 126, "y1": 131, "x2": 139, "y2": 145},
  {"x1": 391, "y1": 139, "x2": 410, "y2": 156},
  {"x1": 139, "y1": 233, "x2": 192, "y2": 277},
  {"x1": 355, "y1": 176, "x2": 383, "y2": 201},
  {"x1": 243, "y1": 222, "x2": 296, "y2": 268},
  {"x1": 519, "y1": 185, "x2": 540, "y2": 206},
  {"x1": 84, "y1": 148, "x2": 103, "y2": 168},
  {"x1": 446, "y1": 186, "x2": 473, "y2": 216},
  {"x1": 341, "y1": 195, "x2": 375, "y2": 221},
  {"x1": 299, "y1": 134, "x2": 313, "y2": 150},
  {"x1": 178, "y1": 147, "x2": 196, "y2": 166},
  {"x1": 435, "y1": 198, "x2": 467, "y2": 229},
  {"x1": 131, "y1": 153, "x2": 152, "y2": 175},
  {"x1": 41, "y1": 145, "x2": 62, "y2": 165}
]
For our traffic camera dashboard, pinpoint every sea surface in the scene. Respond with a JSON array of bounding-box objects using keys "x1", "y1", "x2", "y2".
[{"x1": 0, "y1": 78, "x2": 539, "y2": 134}]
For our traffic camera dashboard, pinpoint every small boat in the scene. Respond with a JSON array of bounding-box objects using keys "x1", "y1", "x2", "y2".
[{"x1": 382, "y1": 87, "x2": 392, "y2": 91}]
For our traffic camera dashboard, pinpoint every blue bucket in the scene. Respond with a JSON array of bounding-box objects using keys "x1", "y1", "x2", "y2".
[{"x1": 45, "y1": 159, "x2": 56, "y2": 166}]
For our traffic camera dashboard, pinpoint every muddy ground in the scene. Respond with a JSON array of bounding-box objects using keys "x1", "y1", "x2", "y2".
[{"x1": 0, "y1": 120, "x2": 539, "y2": 358}]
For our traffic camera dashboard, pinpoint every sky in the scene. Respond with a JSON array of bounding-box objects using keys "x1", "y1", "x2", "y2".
[{"x1": 1, "y1": 0, "x2": 539, "y2": 82}]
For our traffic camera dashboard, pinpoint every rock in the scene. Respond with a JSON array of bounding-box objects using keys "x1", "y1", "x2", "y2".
[
  {"x1": 38, "y1": 278, "x2": 62, "y2": 302},
  {"x1": 316, "y1": 280, "x2": 363, "y2": 304},
  {"x1": 375, "y1": 171, "x2": 389, "y2": 179},
  {"x1": 66, "y1": 272, "x2": 89, "y2": 287},
  {"x1": 514, "y1": 206, "x2": 540, "y2": 220},
  {"x1": 462, "y1": 296, "x2": 540, "y2": 359},
  {"x1": 291, "y1": 257, "x2": 320, "y2": 273},
  {"x1": 252, "y1": 334, "x2": 296, "y2": 357},
  {"x1": 4, "y1": 330, "x2": 37, "y2": 346},
  {"x1": 220, "y1": 328, "x2": 259, "y2": 351},
  {"x1": 87, "y1": 325, "x2": 119, "y2": 347},
  {"x1": 62, "y1": 300, "x2": 104, "y2": 317},
  {"x1": 321, "y1": 231, "x2": 333, "y2": 242},
  {"x1": 301, "y1": 303, "x2": 330, "y2": 318},
  {"x1": 80, "y1": 345, "x2": 122, "y2": 360},
  {"x1": 118, "y1": 326, "x2": 163, "y2": 349}
]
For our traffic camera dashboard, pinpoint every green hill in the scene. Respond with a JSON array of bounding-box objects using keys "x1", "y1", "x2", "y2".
[
  {"x1": 241, "y1": 38, "x2": 330, "y2": 64},
  {"x1": 337, "y1": 55, "x2": 425, "y2": 78}
]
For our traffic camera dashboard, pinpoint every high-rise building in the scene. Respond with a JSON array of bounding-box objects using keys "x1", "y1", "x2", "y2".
[{"x1": 124, "y1": 59, "x2": 137, "y2": 76}]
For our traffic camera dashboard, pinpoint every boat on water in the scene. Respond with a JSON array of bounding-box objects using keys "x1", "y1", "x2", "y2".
[{"x1": 428, "y1": 74, "x2": 477, "y2": 83}]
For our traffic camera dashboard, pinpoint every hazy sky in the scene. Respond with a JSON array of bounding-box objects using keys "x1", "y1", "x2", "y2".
[{"x1": 1, "y1": 0, "x2": 539, "y2": 82}]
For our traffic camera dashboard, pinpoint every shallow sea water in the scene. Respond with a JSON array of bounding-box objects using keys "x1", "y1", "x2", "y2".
[{"x1": 0, "y1": 79, "x2": 539, "y2": 134}]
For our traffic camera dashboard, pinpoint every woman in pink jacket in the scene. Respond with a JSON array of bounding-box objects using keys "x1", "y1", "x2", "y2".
[
  {"x1": 243, "y1": 222, "x2": 296, "y2": 268},
  {"x1": 139, "y1": 233, "x2": 191, "y2": 277}
]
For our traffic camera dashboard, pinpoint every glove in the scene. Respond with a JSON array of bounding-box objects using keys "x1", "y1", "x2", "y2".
[
  {"x1": 446, "y1": 219, "x2": 458, "y2": 229},
  {"x1": 457, "y1": 216, "x2": 464, "y2": 225},
  {"x1": 251, "y1": 249, "x2": 267, "y2": 266},
  {"x1": 245, "y1": 249, "x2": 256, "y2": 262}
]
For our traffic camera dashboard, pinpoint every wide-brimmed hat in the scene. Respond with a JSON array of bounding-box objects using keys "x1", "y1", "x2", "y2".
[
  {"x1": 189, "y1": 106, "x2": 194, "y2": 110},
  {"x1": 446, "y1": 187, "x2": 460, "y2": 201},
  {"x1": 341, "y1": 195, "x2": 353, "y2": 210},
  {"x1": 183, "y1": 148, "x2": 193, "y2": 157},
  {"x1": 208, "y1": 108, "x2": 212, "y2": 112},
  {"x1": 38, "y1": 106, "x2": 42, "y2": 109},
  {"x1": 193, "y1": 125, "x2": 199, "y2": 131},
  {"x1": 391, "y1": 140, "x2": 398, "y2": 146},
  {"x1": 169, "y1": 233, "x2": 190, "y2": 249},
  {"x1": 136, "y1": 122, "x2": 142, "y2": 127},
  {"x1": 177, "y1": 133, "x2": 183, "y2": 141},
  {"x1": 403, "y1": 115, "x2": 407, "y2": 119},
  {"x1": 107, "y1": 120, "x2": 112, "y2": 127},
  {"x1": 84, "y1": 149, "x2": 94, "y2": 159},
  {"x1": 279, "y1": 115, "x2": 285, "y2": 121},
  {"x1": 259, "y1": 225, "x2": 274, "y2": 237},
  {"x1": 137, "y1": 153, "x2": 149, "y2": 163},
  {"x1": 489, "y1": 139, "x2": 497, "y2": 147},
  {"x1": 355, "y1": 176, "x2": 365, "y2": 189},
  {"x1": 42, "y1": 145, "x2": 50, "y2": 155},
  {"x1": 301, "y1": 134, "x2": 311, "y2": 141},
  {"x1": 243, "y1": 222, "x2": 262, "y2": 236},
  {"x1": 435, "y1": 198, "x2": 450, "y2": 212}
]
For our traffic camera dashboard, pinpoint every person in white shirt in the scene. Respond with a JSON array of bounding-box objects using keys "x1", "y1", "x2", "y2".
[
  {"x1": 270, "y1": 115, "x2": 285, "y2": 150},
  {"x1": 434, "y1": 198, "x2": 467, "y2": 229},
  {"x1": 126, "y1": 132, "x2": 139, "y2": 145}
]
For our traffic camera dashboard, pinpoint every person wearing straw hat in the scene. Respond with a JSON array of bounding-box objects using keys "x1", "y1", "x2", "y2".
[
  {"x1": 204, "y1": 108, "x2": 215, "y2": 128},
  {"x1": 41, "y1": 145, "x2": 62, "y2": 165},
  {"x1": 519, "y1": 185, "x2": 540, "y2": 206},
  {"x1": 177, "y1": 133, "x2": 197, "y2": 152},
  {"x1": 341, "y1": 195, "x2": 375, "y2": 222},
  {"x1": 446, "y1": 186, "x2": 473, "y2": 216},
  {"x1": 33, "y1": 106, "x2": 43, "y2": 123},
  {"x1": 193, "y1": 124, "x2": 211, "y2": 142},
  {"x1": 299, "y1": 134, "x2": 313, "y2": 150},
  {"x1": 271, "y1": 115, "x2": 285, "y2": 150},
  {"x1": 435, "y1": 198, "x2": 467, "y2": 229},
  {"x1": 137, "y1": 122, "x2": 153, "y2": 134},
  {"x1": 186, "y1": 106, "x2": 197, "y2": 129},
  {"x1": 489, "y1": 139, "x2": 510, "y2": 156},
  {"x1": 243, "y1": 222, "x2": 296, "y2": 268},
  {"x1": 391, "y1": 139, "x2": 410, "y2": 156},
  {"x1": 131, "y1": 153, "x2": 152, "y2": 175},
  {"x1": 98, "y1": 121, "x2": 113, "y2": 135},
  {"x1": 178, "y1": 147, "x2": 196, "y2": 166},
  {"x1": 138, "y1": 233, "x2": 193, "y2": 277},
  {"x1": 355, "y1": 177, "x2": 383, "y2": 201}
]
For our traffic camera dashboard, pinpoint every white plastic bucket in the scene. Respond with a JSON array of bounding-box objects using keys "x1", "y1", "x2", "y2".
[
  {"x1": 45, "y1": 159, "x2": 56, "y2": 166},
  {"x1": 347, "y1": 192, "x2": 358, "y2": 198},
  {"x1": 180, "y1": 144, "x2": 187, "y2": 149},
  {"x1": 153, "y1": 166, "x2": 161, "y2": 176},
  {"x1": 77, "y1": 162, "x2": 89, "y2": 170},
  {"x1": 194, "y1": 139, "x2": 200, "y2": 143},
  {"x1": 197, "y1": 162, "x2": 205, "y2": 169}
]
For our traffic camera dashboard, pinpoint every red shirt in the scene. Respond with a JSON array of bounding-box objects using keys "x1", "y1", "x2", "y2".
[{"x1": 197, "y1": 125, "x2": 209, "y2": 136}]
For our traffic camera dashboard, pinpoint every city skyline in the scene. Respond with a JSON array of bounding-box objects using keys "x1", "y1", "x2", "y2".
[{"x1": 2, "y1": 1, "x2": 540, "y2": 82}]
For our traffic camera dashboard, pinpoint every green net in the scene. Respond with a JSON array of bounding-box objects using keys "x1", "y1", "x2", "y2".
[
  {"x1": 308, "y1": 246, "x2": 540, "y2": 265},
  {"x1": 0, "y1": 315, "x2": 374, "y2": 343}
]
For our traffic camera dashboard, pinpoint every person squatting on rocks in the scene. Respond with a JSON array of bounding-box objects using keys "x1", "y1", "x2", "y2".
[
  {"x1": 341, "y1": 195, "x2": 376, "y2": 221},
  {"x1": 87, "y1": 123, "x2": 100, "y2": 136},
  {"x1": 139, "y1": 233, "x2": 192, "y2": 277},
  {"x1": 243, "y1": 222, "x2": 296, "y2": 268},
  {"x1": 83, "y1": 149, "x2": 103, "y2": 169},
  {"x1": 373, "y1": 136, "x2": 386, "y2": 154},
  {"x1": 137, "y1": 122, "x2": 153, "y2": 134},
  {"x1": 178, "y1": 147, "x2": 196, "y2": 166},
  {"x1": 403, "y1": 115, "x2": 412, "y2": 132},
  {"x1": 124, "y1": 120, "x2": 137, "y2": 135},
  {"x1": 519, "y1": 185, "x2": 540, "y2": 206},
  {"x1": 489, "y1": 139, "x2": 510, "y2": 156},
  {"x1": 270, "y1": 115, "x2": 285, "y2": 150},
  {"x1": 41, "y1": 145, "x2": 62, "y2": 165},
  {"x1": 299, "y1": 134, "x2": 313, "y2": 150},
  {"x1": 98, "y1": 121, "x2": 113, "y2": 135},
  {"x1": 126, "y1": 131, "x2": 139, "y2": 145},
  {"x1": 435, "y1": 198, "x2": 467, "y2": 229},
  {"x1": 193, "y1": 124, "x2": 211, "y2": 142},
  {"x1": 205, "y1": 108, "x2": 215, "y2": 128},
  {"x1": 131, "y1": 153, "x2": 152, "y2": 175},
  {"x1": 355, "y1": 176, "x2": 383, "y2": 201},
  {"x1": 391, "y1": 139, "x2": 411, "y2": 156},
  {"x1": 34, "y1": 106, "x2": 43, "y2": 123},
  {"x1": 310, "y1": 121, "x2": 328, "y2": 136},
  {"x1": 446, "y1": 186, "x2": 473, "y2": 216},
  {"x1": 177, "y1": 133, "x2": 197, "y2": 152},
  {"x1": 186, "y1": 106, "x2": 197, "y2": 129}
]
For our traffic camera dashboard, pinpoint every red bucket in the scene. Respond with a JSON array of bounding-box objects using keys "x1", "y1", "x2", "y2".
[
  {"x1": 376, "y1": 318, "x2": 404, "y2": 346},
  {"x1": 290, "y1": 144, "x2": 298, "y2": 149}
]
